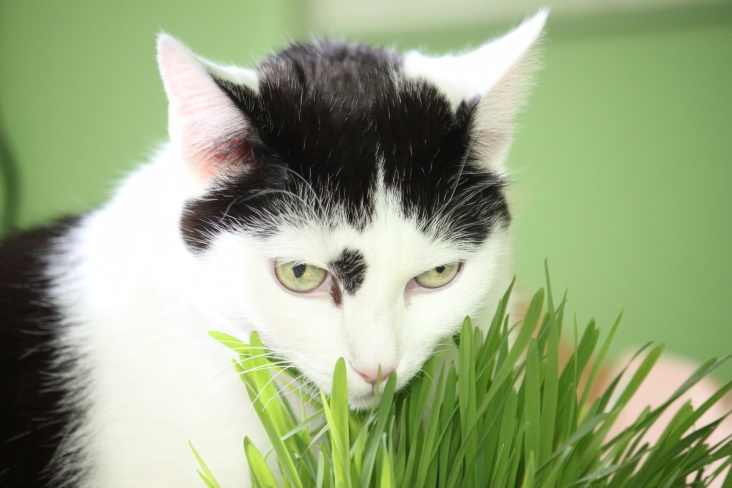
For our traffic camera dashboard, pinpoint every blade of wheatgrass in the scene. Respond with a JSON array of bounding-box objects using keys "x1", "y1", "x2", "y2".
[
  {"x1": 555, "y1": 450, "x2": 579, "y2": 488},
  {"x1": 417, "y1": 365, "x2": 449, "y2": 483},
  {"x1": 408, "y1": 355, "x2": 436, "y2": 444},
  {"x1": 458, "y1": 385, "x2": 512, "y2": 485},
  {"x1": 393, "y1": 404, "x2": 409, "y2": 487},
  {"x1": 331, "y1": 358, "x2": 350, "y2": 481},
  {"x1": 244, "y1": 437, "x2": 279, "y2": 488},
  {"x1": 538, "y1": 412, "x2": 608, "y2": 471},
  {"x1": 483, "y1": 281, "x2": 514, "y2": 361},
  {"x1": 209, "y1": 330, "x2": 249, "y2": 352},
  {"x1": 319, "y1": 358, "x2": 350, "y2": 488},
  {"x1": 524, "y1": 339, "x2": 542, "y2": 476},
  {"x1": 438, "y1": 365, "x2": 458, "y2": 487},
  {"x1": 724, "y1": 463, "x2": 732, "y2": 488},
  {"x1": 330, "y1": 358, "x2": 349, "y2": 447},
  {"x1": 380, "y1": 437, "x2": 395, "y2": 488},
  {"x1": 614, "y1": 343, "x2": 665, "y2": 409},
  {"x1": 359, "y1": 372, "x2": 398, "y2": 487},
  {"x1": 554, "y1": 383, "x2": 577, "y2": 459},
  {"x1": 402, "y1": 415, "x2": 425, "y2": 484},
  {"x1": 578, "y1": 313, "x2": 622, "y2": 409},
  {"x1": 230, "y1": 334, "x2": 298, "y2": 460},
  {"x1": 189, "y1": 441, "x2": 221, "y2": 488},
  {"x1": 630, "y1": 421, "x2": 721, "y2": 487},
  {"x1": 447, "y1": 320, "x2": 532, "y2": 486},
  {"x1": 605, "y1": 407, "x2": 652, "y2": 467},
  {"x1": 315, "y1": 449, "x2": 325, "y2": 488},
  {"x1": 613, "y1": 356, "x2": 732, "y2": 454},
  {"x1": 484, "y1": 288, "x2": 544, "y2": 409},
  {"x1": 521, "y1": 452, "x2": 537, "y2": 488},
  {"x1": 539, "y1": 319, "x2": 560, "y2": 468},
  {"x1": 653, "y1": 400, "x2": 698, "y2": 460},
  {"x1": 544, "y1": 260, "x2": 555, "y2": 314},
  {"x1": 586, "y1": 343, "x2": 665, "y2": 462},
  {"x1": 491, "y1": 445, "x2": 509, "y2": 488},
  {"x1": 319, "y1": 390, "x2": 347, "y2": 486},
  {"x1": 491, "y1": 388, "x2": 518, "y2": 486},
  {"x1": 666, "y1": 381, "x2": 732, "y2": 443},
  {"x1": 457, "y1": 317, "x2": 477, "y2": 485},
  {"x1": 505, "y1": 425, "x2": 526, "y2": 488},
  {"x1": 243, "y1": 379, "x2": 304, "y2": 488},
  {"x1": 249, "y1": 332, "x2": 299, "y2": 433},
  {"x1": 448, "y1": 291, "x2": 544, "y2": 487}
]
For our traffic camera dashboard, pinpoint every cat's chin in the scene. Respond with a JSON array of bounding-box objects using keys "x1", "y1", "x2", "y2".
[{"x1": 348, "y1": 391, "x2": 377, "y2": 411}]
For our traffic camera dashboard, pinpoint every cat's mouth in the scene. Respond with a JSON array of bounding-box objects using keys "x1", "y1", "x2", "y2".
[{"x1": 261, "y1": 346, "x2": 393, "y2": 410}]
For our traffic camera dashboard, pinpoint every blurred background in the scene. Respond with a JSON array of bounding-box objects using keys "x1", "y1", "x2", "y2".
[{"x1": 0, "y1": 1, "x2": 730, "y2": 378}]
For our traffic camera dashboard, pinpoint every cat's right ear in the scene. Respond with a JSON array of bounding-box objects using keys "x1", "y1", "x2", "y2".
[
  {"x1": 403, "y1": 10, "x2": 548, "y2": 173},
  {"x1": 157, "y1": 34, "x2": 259, "y2": 185}
]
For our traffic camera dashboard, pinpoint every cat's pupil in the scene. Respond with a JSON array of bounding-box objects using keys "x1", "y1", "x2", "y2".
[
  {"x1": 435, "y1": 265, "x2": 446, "y2": 274},
  {"x1": 292, "y1": 264, "x2": 307, "y2": 279}
]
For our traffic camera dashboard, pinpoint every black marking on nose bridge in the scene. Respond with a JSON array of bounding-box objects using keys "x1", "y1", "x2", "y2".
[{"x1": 329, "y1": 249, "x2": 367, "y2": 295}]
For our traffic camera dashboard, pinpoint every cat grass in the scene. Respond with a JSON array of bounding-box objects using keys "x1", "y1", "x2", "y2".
[{"x1": 196, "y1": 276, "x2": 732, "y2": 487}]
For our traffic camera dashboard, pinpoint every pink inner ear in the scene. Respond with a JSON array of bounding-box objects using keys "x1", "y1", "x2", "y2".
[
  {"x1": 158, "y1": 35, "x2": 252, "y2": 183},
  {"x1": 187, "y1": 135, "x2": 253, "y2": 181}
]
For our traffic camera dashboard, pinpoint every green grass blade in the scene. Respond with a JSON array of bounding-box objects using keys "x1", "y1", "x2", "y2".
[
  {"x1": 360, "y1": 371, "x2": 398, "y2": 487},
  {"x1": 244, "y1": 437, "x2": 279, "y2": 488},
  {"x1": 189, "y1": 441, "x2": 221, "y2": 488},
  {"x1": 524, "y1": 339, "x2": 542, "y2": 472},
  {"x1": 540, "y1": 318, "x2": 560, "y2": 467}
]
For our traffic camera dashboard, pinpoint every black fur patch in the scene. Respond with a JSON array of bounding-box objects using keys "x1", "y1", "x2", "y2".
[
  {"x1": 330, "y1": 279, "x2": 343, "y2": 307},
  {"x1": 0, "y1": 218, "x2": 84, "y2": 487},
  {"x1": 329, "y1": 249, "x2": 367, "y2": 295},
  {"x1": 180, "y1": 41, "x2": 509, "y2": 253}
]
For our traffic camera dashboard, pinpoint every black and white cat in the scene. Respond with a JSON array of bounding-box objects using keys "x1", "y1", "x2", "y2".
[{"x1": 0, "y1": 11, "x2": 547, "y2": 487}]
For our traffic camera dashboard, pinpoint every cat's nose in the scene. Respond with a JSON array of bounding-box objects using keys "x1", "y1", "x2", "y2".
[{"x1": 354, "y1": 366, "x2": 395, "y2": 386}]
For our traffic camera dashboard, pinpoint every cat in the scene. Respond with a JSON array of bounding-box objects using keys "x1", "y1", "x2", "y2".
[{"x1": 0, "y1": 10, "x2": 547, "y2": 487}]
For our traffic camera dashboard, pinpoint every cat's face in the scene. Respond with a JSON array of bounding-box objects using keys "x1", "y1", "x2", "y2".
[
  {"x1": 193, "y1": 183, "x2": 511, "y2": 408},
  {"x1": 159, "y1": 11, "x2": 546, "y2": 407}
]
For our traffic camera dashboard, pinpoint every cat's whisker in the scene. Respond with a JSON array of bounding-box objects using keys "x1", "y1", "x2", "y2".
[
  {"x1": 185, "y1": 356, "x2": 299, "y2": 416},
  {"x1": 158, "y1": 339, "x2": 271, "y2": 377},
  {"x1": 186, "y1": 371, "x2": 252, "y2": 417},
  {"x1": 180, "y1": 353, "x2": 293, "y2": 410},
  {"x1": 257, "y1": 369, "x2": 305, "y2": 412},
  {"x1": 237, "y1": 367, "x2": 307, "y2": 416},
  {"x1": 220, "y1": 188, "x2": 313, "y2": 224},
  {"x1": 109, "y1": 329, "x2": 182, "y2": 366},
  {"x1": 417, "y1": 367, "x2": 435, "y2": 385}
]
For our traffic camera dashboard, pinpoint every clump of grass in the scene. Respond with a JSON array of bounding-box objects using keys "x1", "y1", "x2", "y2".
[{"x1": 196, "y1": 279, "x2": 731, "y2": 487}]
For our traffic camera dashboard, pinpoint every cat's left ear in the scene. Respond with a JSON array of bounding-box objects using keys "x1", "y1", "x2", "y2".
[
  {"x1": 403, "y1": 9, "x2": 548, "y2": 172},
  {"x1": 157, "y1": 34, "x2": 259, "y2": 185}
]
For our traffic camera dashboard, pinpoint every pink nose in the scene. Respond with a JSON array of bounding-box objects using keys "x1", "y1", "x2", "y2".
[{"x1": 355, "y1": 366, "x2": 395, "y2": 386}]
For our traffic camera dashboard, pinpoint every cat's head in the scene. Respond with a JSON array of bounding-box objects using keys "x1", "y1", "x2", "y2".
[{"x1": 158, "y1": 11, "x2": 547, "y2": 408}]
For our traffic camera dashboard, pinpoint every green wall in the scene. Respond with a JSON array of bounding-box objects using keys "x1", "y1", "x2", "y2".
[
  {"x1": 0, "y1": 0, "x2": 303, "y2": 226},
  {"x1": 1, "y1": 3, "x2": 730, "y2": 378}
]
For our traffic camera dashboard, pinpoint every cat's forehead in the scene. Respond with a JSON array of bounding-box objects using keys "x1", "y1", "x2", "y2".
[{"x1": 262, "y1": 194, "x2": 466, "y2": 262}]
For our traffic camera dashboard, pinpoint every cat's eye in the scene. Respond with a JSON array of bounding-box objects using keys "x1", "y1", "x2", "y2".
[
  {"x1": 275, "y1": 261, "x2": 328, "y2": 293},
  {"x1": 414, "y1": 262, "x2": 461, "y2": 289}
]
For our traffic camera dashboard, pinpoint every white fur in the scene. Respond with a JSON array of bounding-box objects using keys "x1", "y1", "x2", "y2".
[{"x1": 49, "y1": 14, "x2": 544, "y2": 486}]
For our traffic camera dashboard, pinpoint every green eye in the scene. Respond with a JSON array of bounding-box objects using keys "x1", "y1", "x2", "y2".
[
  {"x1": 414, "y1": 263, "x2": 461, "y2": 289},
  {"x1": 275, "y1": 261, "x2": 328, "y2": 293}
]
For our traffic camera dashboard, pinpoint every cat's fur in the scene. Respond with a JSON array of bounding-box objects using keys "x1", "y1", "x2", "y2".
[{"x1": 0, "y1": 11, "x2": 547, "y2": 487}]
